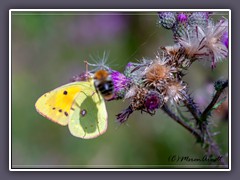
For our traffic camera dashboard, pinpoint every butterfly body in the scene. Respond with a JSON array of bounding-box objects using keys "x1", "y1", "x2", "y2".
[
  {"x1": 35, "y1": 78, "x2": 108, "y2": 139},
  {"x1": 93, "y1": 70, "x2": 114, "y2": 101}
]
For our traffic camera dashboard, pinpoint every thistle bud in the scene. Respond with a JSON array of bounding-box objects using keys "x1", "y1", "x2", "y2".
[
  {"x1": 188, "y1": 12, "x2": 209, "y2": 29},
  {"x1": 158, "y1": 12, "x2": 176, "y2": 29}
]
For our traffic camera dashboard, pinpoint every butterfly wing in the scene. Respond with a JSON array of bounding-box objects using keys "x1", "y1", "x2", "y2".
[
  {"x1": 35, "y1": 79, "x2": 108, "y2": 139},
  {"x1": 68, "y1": 84, "x2": 108, "y2": 139},
  {"x1": 35, "y1": 81, "x2": 92, "y2": 126}
]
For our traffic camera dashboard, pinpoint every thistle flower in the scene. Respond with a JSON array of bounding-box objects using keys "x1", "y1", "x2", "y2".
[
  {"x1": 165, "y1": 81, "x2": 187, "y2": 104},
  {"x1": 144, "y1": 90, "x2": 164, "y2": 112},
  {"x1": 111, "y1": 70, "x2": 130, "y2": 100},
  {"x1": 177, "y1": 13, "x2": 188, "y2": 23},
  {"x1": 122, "y1": 87, "x2": 164, "y2": 120}
]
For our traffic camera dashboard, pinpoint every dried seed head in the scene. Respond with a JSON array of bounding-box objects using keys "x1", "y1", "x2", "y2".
[
  {"x1": 165, "y1": 81, "x2": 187, "y2": 104},
  {"x1": 124, "y1": 85, "x2": 137, "y2": 99},
  {"x1": 130, "y1": 87, "x2": 148, "y2": 111},
  {"x1": 197, "y1": 19, "x2": 229, "y2": 68},
  {"x1": 163, "y1": 44, "x2": 181, "y2": 56},
  {"x1": 146, "y1": 64, "x2": 169, "y2": 81},
  {"x1": 144, "y1": 61, "x2": 174, "y2": 87},
  {"x1": 178, "y1": 30, "x2": 206, "y2": 60}
]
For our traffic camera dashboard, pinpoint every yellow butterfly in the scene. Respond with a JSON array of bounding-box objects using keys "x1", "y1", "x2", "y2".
[{"x1": 35, "y1": 77, "x2": 108, "y2": 139}]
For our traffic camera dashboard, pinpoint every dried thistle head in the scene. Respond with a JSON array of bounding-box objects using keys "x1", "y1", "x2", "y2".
[
  {"x1": 144, "y1": 60, "x2": 175, "y2": 88},
  {"x1": 165, "y1": 81, "x2": 187, "y2": 104},
  {"x1": 124, "y1": 85, "x2": 138, "y2": 99},
  {"x1": 178, "y1": 18, "x2": 228, "y2": 68},
  {"x1": 161, "y1": 44, "x2": 191, "y2": 69},
  {"x1": 146, "y1": 63, "x2": 170, "y2": 81},
  {"x1": 163, "y1": 44, "x2": 181, "y2": 56},
  {"x1": 197, "y1": 19, "x2": 228, "y2": 68},
  {"x1": 178, "y1": 31, "x2": 207, "y2": 60},
  {"x1": 130, "y1": 87, "x2": 148, "y2": 111}
]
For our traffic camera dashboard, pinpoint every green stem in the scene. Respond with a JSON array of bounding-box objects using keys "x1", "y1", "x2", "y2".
[
  {"x1": 161, "y1": 105, "x2": 203, "y2": 142},
  {"x1": 201, "y1": 80, "x2": 228, "y2": 121}
]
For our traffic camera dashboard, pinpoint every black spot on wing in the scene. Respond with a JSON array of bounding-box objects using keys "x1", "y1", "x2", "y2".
[{"x1": 64, "y1": 112, "x2": 68, "y2": 116}]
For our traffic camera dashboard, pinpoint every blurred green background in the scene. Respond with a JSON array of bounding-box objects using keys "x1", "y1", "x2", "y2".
[{"x1": 11, "y1": 11, "x2": 229, "y2": 168}]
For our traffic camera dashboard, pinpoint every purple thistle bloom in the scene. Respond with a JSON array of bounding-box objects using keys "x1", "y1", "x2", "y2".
[
  {"x1": 111, "y1": 70, "x2": 130, "y2": 100},
  {"x1": 144, "y1": 91, "x2": 163, "y2": 111},
  {"x1": 221, "y1": 31, "x2": 229, "y2": 49},
  {"x1": 177, "y1": 13, "x2": 188, "y2": 23}
]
